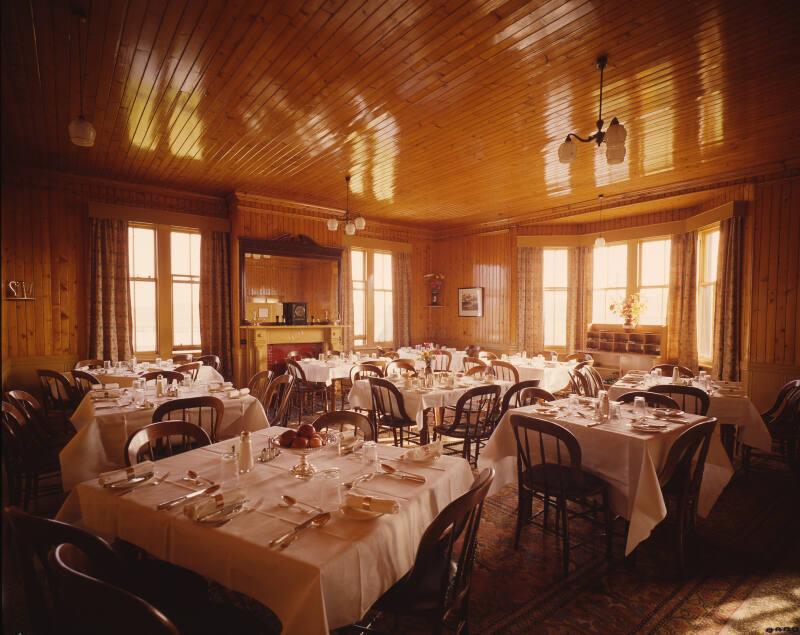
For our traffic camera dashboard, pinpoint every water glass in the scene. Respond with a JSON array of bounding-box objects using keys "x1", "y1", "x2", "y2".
[
  {"x1": 103, "y1": 360, "x2": 111, "y2": 371},
  {"x1": 220, "y1": 446, "x2": 240, "y2": 484},
  {"x1": 632, "y1": 396, "x2": 647, "y2": 421},
  {"x1": 362, "y1": 441, "x2": 379, "y2": 470},
  {"x1": 317, "y1": 468, "x2": 342, "y2": 511},
  {"x1": 155, "y1": 357, "x2": 162, "y2": 367},
  {"x1": 653, "y1": 368, "x2": 662, "y2": 378},
  {"x1": 568, "y1": 393, "x2": 579, "y2": 413},
  {"x1": 609, "y1": 401, "x2": 622, "y2": 420}
]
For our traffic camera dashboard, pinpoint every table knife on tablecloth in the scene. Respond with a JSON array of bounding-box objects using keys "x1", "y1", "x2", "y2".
[{"x1": 156, "y1": 484, "x2": 220, "y2": 510}]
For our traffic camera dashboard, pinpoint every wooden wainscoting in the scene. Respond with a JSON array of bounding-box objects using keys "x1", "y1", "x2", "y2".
[{"x1": 745, "y1": 362, "x2": 800, "y2": 412}]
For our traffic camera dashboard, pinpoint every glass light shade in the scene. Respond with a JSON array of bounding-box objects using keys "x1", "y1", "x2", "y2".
[
  {"x1": 594, "y1": 235, "x2": 606, "y2": 248},
  {"x1": 354, "y1": 216, "x2": 366, "y2": 230},
  {"x1": 557, "y1": 138, "x2": 576, "y2": 164},
  {"x1": 344, "y1": 221, "x2": 356, "y2": 236},
  {"x1": 326, "y1": 218, "x2": 339, "y2": 231},
  {"x1": 68, "y1": 115, "x2": 96, "y2": 147},
  {"x1": 606, "y1": 143, "x2": 626, "y2": 165},
  {"x1": 604, "y1": 120, "x2": 627, "y2": 148}
]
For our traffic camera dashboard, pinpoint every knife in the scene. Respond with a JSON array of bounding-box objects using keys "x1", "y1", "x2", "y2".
[
  {"x1": 269, "y1": 513, "x2": 323, "y2": 548},
  {"x1": 157, "y1": 484, "x2": 220, "y2": 510}
]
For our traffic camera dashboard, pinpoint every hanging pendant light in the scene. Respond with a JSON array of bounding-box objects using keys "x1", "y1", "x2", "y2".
[
  {"x1": 69, "y1": 10, "x2": 96, "y2": 148},
  {"x1": 594, "y1": 197, "x2": 606, "y2": 248},
  {"x1": 327, "y1": 175, "x2": 366, "y2": 234}
]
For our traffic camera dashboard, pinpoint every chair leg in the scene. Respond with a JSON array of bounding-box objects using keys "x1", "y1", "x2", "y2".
[
  {"x1": 560, "y1": 499, "x2": 570, "y2": 577},
  {"x1": 514, "y1": 489, "x2": 530, "y2": 549}
]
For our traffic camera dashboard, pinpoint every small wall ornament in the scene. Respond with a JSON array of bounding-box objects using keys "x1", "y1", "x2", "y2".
[
  {"x1": 424, "y1": 273, "x2": 445, "y2": 306},
  {"x1": 6, "y1": 280, "x2": 34, "y2": 300}
]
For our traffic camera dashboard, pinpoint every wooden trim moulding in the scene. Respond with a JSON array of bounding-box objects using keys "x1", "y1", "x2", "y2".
[{"x1": 89, "y1": 202, "x2": 230, "y2": 233}]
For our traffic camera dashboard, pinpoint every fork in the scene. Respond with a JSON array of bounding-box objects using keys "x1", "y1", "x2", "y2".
[{"x1": 118, "y1": 471, "x2": 171, "y2": 496}]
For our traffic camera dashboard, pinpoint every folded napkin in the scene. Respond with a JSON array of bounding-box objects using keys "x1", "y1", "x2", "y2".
[
  {"x1": 226, "y1": 389, "x2": 241, "y2": 399},
  {"x1": 99, "y1": 461, "x2": 154, "y2": 486},
  {"x1": 209, "y1": 381, "x2": 234, "y2": 393},
  {"x1": 239, "y1": 387, "x2": 250, "y2": 396},
  {"x1": 344, "y1": 493, "x2": 399, "y2": 514},
  {"x1": 401, "y1": 439, "x2": 442, "y2": 461},
  {"x1": 92, "y1": 388, "x2": 121, "y2": 399},
  {"x1": 183, "y1": 488, "x2": 246, "y2": 520}
]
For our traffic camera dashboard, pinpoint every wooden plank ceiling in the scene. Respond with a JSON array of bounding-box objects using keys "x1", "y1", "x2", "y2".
[{"x1": 3, "y1": 0, "x2": 799, "y2": 228}]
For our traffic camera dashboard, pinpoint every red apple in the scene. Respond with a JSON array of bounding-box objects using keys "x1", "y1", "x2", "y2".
[
  {"x1": 291, "y1": 436, "x2": 309, "y2": 449},
  {"x1": 297, "y1": 423, "x2": 316, "y2": 439},
  {"x1": 279, "y1": 430, "x2": 297, "y2": 448}
]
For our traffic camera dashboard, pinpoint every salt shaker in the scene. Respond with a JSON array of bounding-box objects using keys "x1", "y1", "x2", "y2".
[
  {"x1": 238, "y1": 431, "x2": 254, "y2": 474},
  {"x1": 672, "y1": 366, "x2": 680, "y2": 384},
  {"x1": 155, "y1": 374, "x2": 164, "y2": 397}
]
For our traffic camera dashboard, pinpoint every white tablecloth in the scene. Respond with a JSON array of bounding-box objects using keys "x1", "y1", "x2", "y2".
[
  {"x1": 478, "y1": 401, "x2": 733, "y2": 555},
  {"x1": 503, "y1": 358, "x2": 572, "y2": 393},
  {"x1": 86, "y1": 365, "x2": 224, "y2": 388},
  {"x1": 57, "y1": 428, "x2": 474, "y2": 635},
  {"x1": 60, "y1": 390, "x2": 269, "y2": 490},
  {"x1": 297, "y1": 360, "x2": 354, "y2": 385},
  {"x1": 397, "y1": 348, "x2": 467, "y2": 372},
  {"x1": 608, "y1": 376, "x2": 772, "y2": 452}
]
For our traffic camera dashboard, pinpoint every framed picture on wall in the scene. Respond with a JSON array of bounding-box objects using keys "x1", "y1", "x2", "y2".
[{"x1": 458, "y1": 287, "x2": 483, "y2": 317}]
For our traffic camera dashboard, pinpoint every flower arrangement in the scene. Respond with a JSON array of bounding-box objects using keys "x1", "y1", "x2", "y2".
[
  {"x1": 609, "y1": 293, "x2": 646, "y2": 327},
  {"x1": 420, "y1": 350, "x2": 435, "y2": 369}
]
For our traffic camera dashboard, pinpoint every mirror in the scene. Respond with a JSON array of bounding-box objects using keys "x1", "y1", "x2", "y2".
[{"x1": 239, "y1": 235, "x2": 342, "y2": 325}]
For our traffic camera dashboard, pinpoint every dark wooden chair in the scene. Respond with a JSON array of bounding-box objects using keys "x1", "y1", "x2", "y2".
[
  {"x1": 464, "y1": 345, "x2": 482, "y2": 358},
  {"x1": 5, "y1": 389, "x2": 74, "y2": 449},
  {"x1": 152, "y1": 396, "x2": 225, "y2": 442},
  {"x1": 564, "y1": 352, "x2": 593, "y2": 362},
  {"x1": 518, "y1": 386, "x2": 557, "y2": 406},
  {"x1": 286, "y1": 351, "x2": 305, "y2": 362},
  {"x1": 37, "y1": 369, "x2": 78, "y2": 431},
  {"x1": 140, "y1": 370, "x2": 185, "y2": 384},
  {"x1": 286, "y1": 360, "x2": 329, "y2": 424},
  {"x1": 196, "y1": 354, "x2": 221, "y2": 371},
  {"x1": 490, "y1": 360, "x2": 519, "y2": 383},
  {"x1": 510, "y1": 414, "x2": 613, "y2": 577},
  {"x1": 617, "y1": 390, "x2": 680, "y2": 410},
  {"x1": 72, "y1": 369, "x2": 101, "y2": 397},
  {"x1": 312, "y1": 410, "x2": 374, "y2": 441},
  {"x1": 174, "y1": 362, "x2": 201, "y2": 382},
  {"x1": 465, "y1": 365, "x2": 486, "y2": 378},
  {"x1": 657, "y1": 418, "x2": 717, "y2": 576},
  {"x1": 498, "y1": 380, "x2": 542, "y2": 419},
  {"x1": 247, "y1": 370, "x2": 275, "y2": 410},
  {"x1": 172, "y1": 353, "x2": 193, "y2": 364},
  {"x1": 651, "y1": 363, "x2": 694, "y2": 378},
  {"x1": 583, "y1": 366, "x2": 605, "y2": 395},
  {"x1": 350, "y1": 363, "x2": 384, "y2": 382},
  {"x1": 573, "y1": 360, "x2": 592, "y2": 372},
  {"x1": 463, "y1": 356, "x2": 486, "y2": 373},
  {"x1": 386, "y1": 359, "x2": 417, "y2": 377},
  {"x1": 430, "y1": 349, "x2": 452, "y2": 372},
  {"x1": 761, "y1": 379, "x2": 800, "y2": 425},
  {"x1": 649, "y1": 385, "x2": 710, "y2": 415},
  {"x1": 74, "y1": 359, "x2": 105, "y2": 370},
  {"x1": 369, "y1": 377, "x2": 420, "y2": 446},
  {"x1": 478, "y1": 351, "x2": 498, "y2": 361},
  {"x1": 364, "y1": 468, "x2": 495, "y2": 634},
  {"x1": 380, "y1": 350, "x2": 400, "y2": 360},
  {"x1": 434, "y1": 385, "x2": 500, "y2": 467},
  {"x1": 1, "y1": 402, "x2": 62, "y2": 510},
  {"x1": 262, "y1": 374, "x2": 295, "y2": 426},
  {"x1": 124, "y1": 420, "x2": 211, "y2": 466},
  {"x1": 744, "y1": 383, "x2": 800, "y2": 472}
]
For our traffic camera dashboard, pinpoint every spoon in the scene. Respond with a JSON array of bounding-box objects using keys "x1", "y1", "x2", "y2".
[
  {"x1": 182, "y1": 470, "x2": 214, "y2": 485},
  {"x1": 379, "y1": 463, "x2": 426, "y2": 483},
  {"x1": 280, "y1": 495, "x2": 324, "y2": 513}
]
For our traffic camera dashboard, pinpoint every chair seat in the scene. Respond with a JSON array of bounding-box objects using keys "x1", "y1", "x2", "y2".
[
  {"x1": 434, "y1": 425, "x2": 492, "y2": 440},
  {"x1": 377, "y1": 415, "x2": 416, "y2": 429},
  {"x1": 520, "y1": 464, "x2": 607, "y2": 499},
  {"x1": 374, "y1": 555, "x2": 454, "y2": 614}
]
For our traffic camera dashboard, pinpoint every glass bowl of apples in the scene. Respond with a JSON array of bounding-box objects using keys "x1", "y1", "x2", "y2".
[{"x1": 276, "y1": 423, "x2": 328, "y2": 479}]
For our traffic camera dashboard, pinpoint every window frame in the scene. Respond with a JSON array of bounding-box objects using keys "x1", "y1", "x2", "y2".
[
  {"x1": 592, "y1": 241, "x2": 629, "y2": 326},
  {"x1": 542, "y1": 248, "x2": 568, "y2": 348},
  {"x1": 128, "y1": 223, "x2": 159, "y2": 354},
  {"x1": 696, "y1": 225, "x2": 720, "y2": 364},
  {"x1": 636, "y1": 237, "x2": 671, "y2": 326},
  {"x1": 350, "y1": 247, "x2": 394, "y2": 349},
  {"x1": 169, "y1": 229, "x2": 202, "y2": 351}
]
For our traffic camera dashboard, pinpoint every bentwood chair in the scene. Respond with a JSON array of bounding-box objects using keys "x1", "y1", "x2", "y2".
[
  {"x1": 36, "y1": 369, "x2": 78, "y2": 431},
  {"x1": 5, "y1": 389, "x2": 74, "y2": 449},
  {"x1": 651, "y1": 363, "x2": 694, "y2": 378},
  {"x1": 369, "y1": 378, "x2": 420, "y2": 446},
  {"x1": 72, "y1": 370, "x2": 100, "y2": 398},
  {"x1": 385, "y1": 359, "x2": 417, "y2": 377},
  {"x1": 490, "y1": 360, "x2": 519, "y2": 383},
  {"x1": 649, "y1": 385, "x2": 710, "y2": 416},
  {"x1": 564, "y1": 352, "x2": 594, "y2": 363},
  {"x1": 657, "y1": 418, "x2": 717, "y2": 576},
  {"x1": 74, "y1": 359, "x2": 105, "y2": 370},
  {"x1": 124, "y1": 421, "x2": 211, "y2": 466},
  {"x1": 430, "y1": 349, "x2": 452, "y2": 372},
  {"x1": 363, "y1": 469, "x2": 495, "y2": 635},
  {"x1": 174, "y1": 362, "x2": 201, "y2": 382},
  {"x1": 617, "y1": 390, "x2": 680, "y2": 410},
  {"x1": 510, "y1": 414, "x2": 613, "y2": 577},
  {"x1": 465, "y1": 365, "x2": 487, "y2": 378},
  {"x1": 761, "y1": 379, "x2": 800, "y2": 425},
  {"x1": 498, "y1": 380, "x2": 543, "y2": 419},
  {"x1": 312, "y1": 410, "x2": 374, "y2": 441},
  {"x1": 744, "y1": 383, "x2": 800, "y2": 472},
  {"x1": 286, "y1": 360, "x2": 329, "y2": 423},
  {"x1": 196, "y1": 354, "x2": 221, "y2": 371},
  {"x1": 478, "y1": 351, "x2": 498, "y2": 361},
  {"x1": 351, "y1": 363, "x2": 384, "y2": 382},
  {"x1": 381, "y1": 350, "x2": 400, "y2": 360},
  {"x1": 262, "y1": 374, "x2": 295, "y2": 426},
  {"x1": 247, "y1": 370, "x2": 275, "y2": 410},
  {"x1": 582, "y1": 366, "x2": 605, "y2": 395},
  {"x1": 172, "y1": 353, "x2": 193, "y2": 364},
  {"x1": 140, "y1": 370, "x2": 185, "y2": 385},
  {"x1": 152, "y1": 396, "x2": 225, "y2": 442},
  {"x1": 463, "y1": 356, "x2": 486, "y2": 373},
  {"x1": 465, "y1": 345, "x2": 482, "y2": 358},
  {"x1": 518, "y1": 387, "x2": 557, "y2": 407},
  {"x1": 434, "y1": 385, "x2": 500, "y2": 466}
]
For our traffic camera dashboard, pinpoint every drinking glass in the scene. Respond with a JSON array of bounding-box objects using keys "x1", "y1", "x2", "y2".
[
  {"x1": 155, "y1": 357, "x2": 162, "y2": 367},
  {"x1": 317, "y1": 468, "x2": 342, "y2": 511},
  {"x1": 551, "y1": 352, "x2": 558, "y2": 362},
  {"x1": 632, "y1": 396, "x2": 647, "y2": 421},
  {"x1": 220, "y1": 446, "x2": 240, "y2": 484},
  {"x1": 325, "y1": 430, "x2": 341, "y2": 455},
  {"x1": 609, "y1": 401, "x2": 622, "y2": 421},
  {"x1": 166, "y1": 358, "x2": 174, "y2": 367},
  {"x1": 362, "y1": 441, "x2": 379, "y2": 471},
  {"x1": 653, "y1": 368, "x2": 662, "y2": 378},
  {"x1": 568, "y1": 393, "x2": 579, "y2": 413},
  {"x1": 103, "y1": 360, "x2": 111, "y2": 371}
]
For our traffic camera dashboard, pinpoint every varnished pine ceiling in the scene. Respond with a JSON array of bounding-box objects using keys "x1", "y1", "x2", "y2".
[{"x1": 3, "y1": 0, "x2": 799, "y2": 228}]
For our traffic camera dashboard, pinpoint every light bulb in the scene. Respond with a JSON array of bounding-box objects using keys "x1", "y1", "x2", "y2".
[
  {"x1": 68, "y1": 115, "x2": 96, "y2": 147},
  {"x1": 344, "y1": 222, "x2": 356, "y2": 236},
  {"x1": 354, "y1": 216, "x2": 366, "y2": 230},
  {"x1": 326, "y1": 218, "x2": 339, "y2": 231},
  {"x1": 557, "y1": 138, "x2": 576, "y2": 164},
  {"x1": 594, "y1": 235, "x2": 606, "y2": 248}
]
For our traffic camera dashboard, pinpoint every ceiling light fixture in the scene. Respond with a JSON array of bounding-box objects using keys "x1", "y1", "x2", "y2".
[
  {"x1": 327, "y1": 175, "x2": 366, "y2": 235},
  {"x1": 68, "y1": 9, "x2": 96, "y2": 148},
  {"x1": 558, "y1": 55, "x2": 626, "y2": 166},
  {"x1": 595, "y1": 194, "x2": 606, "y2": 248}
]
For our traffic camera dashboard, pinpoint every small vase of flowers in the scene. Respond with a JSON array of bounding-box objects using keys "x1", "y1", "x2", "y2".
[{"x1": 609, "y1": 293, "x2": 646, "y2": 331}]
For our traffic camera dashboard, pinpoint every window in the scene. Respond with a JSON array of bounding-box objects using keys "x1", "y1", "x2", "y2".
[
  {"x1": 128, "y1": 226, "x2": 158, "y2": 352},
  {"x1": 592, "y1": 243, "x2": 628, "y2": 324},
  {"x1": 350, "y1": 249, "x2": 393, "y2": 347},
  {"x1": 697, "y1": 227, "x2": 720, "y2": 361},
  {"x1": 170, "y1": 231, "x2": 201, "y2": 349},
  {"x1": 542, "y1": 249, "x2": 568, "y2": 347},
  {"x1": 637, "y1": 238, "x2": 671, "y2": 325}
]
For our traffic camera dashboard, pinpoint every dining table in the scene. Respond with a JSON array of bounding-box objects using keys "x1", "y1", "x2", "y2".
[
  {"x1": 60, "y1": 387, "x2": 269, "y2": 490},
  {"x1": 478, "y1": 399, "x2": 733, "y2": 555},
  {"x1": 607, "y1": 373, "x2": 772, "y2": 453},
  {"x1": 502, "y1": 356, "x2": 574, "y2": 393},
  {"x1": 397, "y1": 347, "x2": 467, "y2": 372},
  {"x1": 56, "y1": 428, "x2": 474, "y2": 635},
  {"x1": 78, "y1": 363, "x2": 225, "y2": 388}
]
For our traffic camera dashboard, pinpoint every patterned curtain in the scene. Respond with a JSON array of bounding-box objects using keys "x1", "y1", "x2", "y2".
[
  {"x1": 88, "y1": 218, "x2": 133, "y2": 362},
  {"x1": 664, "y1": 231, "x2": 699, "y2": 371},
  {"x1": 340, "y1": 246, "x2": 355, "y2": 351},
  {"x1": 566, "y1": 246, "x2": 593, "y2": 352},
  {"x1": 517, "y1": 247, "x2": 544, "y2": 354},
  {"x1": 199, "y1": 231, "x2": 232, "y2": 379},
  {"x1": 712, "y1": 216, "x2": 743, "y2": 380},
  {"x1": 392, "y1": 251, "x2": 412, "y2": 348}
]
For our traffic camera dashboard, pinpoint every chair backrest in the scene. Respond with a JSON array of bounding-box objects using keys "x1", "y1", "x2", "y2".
[
  {"x1": 463, "y1": 356, "x2": 486, "y2": 372},
  {"x1": 465, "y1": 365, "x2": 486, "y2": 378},
  {"x1": 573, "y1": 360, "x2": 592, "y2": 372},
  {"x1": 263, "y1": 374, "x2": 295, "y2": 426},
  {"x1": 616, "y1": 390, "x2": 680, "y2": 409},
  {"x1": 50, "y1": 543, "x2": 180, "y2": 635},
  {"x1": 4, "y1": 505, "x2": 124, "y2": 635},
  {"x1": 430, "y1": 349, "x2": 452, "y2": 371},
  {"x1": 567, "y1": 369, "x2": 585, "y2": 395},
  {"x1": 5, "y1": 389, "x2": 46, "y2": 425},
  {"x1": 350, "y1": 363, "x2": 384, "y2": 382},
  {"x1": 72, "y1": 370, "x2": 101, "y2": 397},
  {"x1": 510, "y1": 414, "x2": 586, "y2": 493},
  {"x1": 658, "y1": 419, "x2": 717, "y2": 500},
  {"x1": 75, "y1": 359, "x2": 105, "y2": 370},
  {"x1": 196, "y1": 354, "x2": 221, "y2": 371},
  {"x1": 247, "y1": 370, "x2": 275, "y2": 408},
  {"x1": 37, "y1": 369, "x2": 77, "y2": 410},
  {"x1": 767, "y1": 386, "x2": 800, "y2": 431},
  {"x1": 152, "y1": 396, "x2": 225, "y2": 441},
  {"x1": 518, "y1": 386, "x2": 557, "y2": 406},
  {"x1": 312, "y1": 410, "x2": 374, "y2": 441},
  {"x1": 174, "y1": 362, "x2": 202, "y2": 381},
  {"x1": 651, "y1": 363, "x2": 694, "y2": 378},
  {"x1": 582, "y1": 366, "x2": 605, "y2": 395},
  {"x1": 172, "y1": 353, "x2": 193, "y2": 363},
  {"x1": 286, "y1": 351, "x2": 304, "y2": 361},
  {"x1": 124, "y1": 420, "x2": 211, "y2": 466},
  {"x1": 464, "y1": 345, "x2": 481, "y2": 358},
  {"x1": 385, "y1": 359, "x2": 417, "y2": 377},
  {"x1": 490, "y1": 360, "x2": 519, "y2": 383},
  {"x1": 762, "y1": 378, "x2": 800, "y2": 422},
  {"x1": 285, "y1": 359, "x2": 308, "y2": 382},
  {"x1": 369, "y1": 377, "x2": 415, "y2": 424},
  {"x1": 478, "y1": 351, "x2": 497, "y2": 361},
  {"x1": 440, "y1": 385, "x2": 501, "y2": 439},
  {"x1": 2, "y1": 401, "x2": 32, "y2": 465},
  {"x1": 139, "y1": 370, "x2": 185, "y2": 384},
  {"x1": 564, "y1": 352, "x2": 593, "y2": 362},
  {"x1": 649, "y1": 385, "x2": 710, "y2": 415},
  {"x1": 381, "y1": 350, "x2": 400, "y2": 360},
  {"x1": 499, "y1": 380, "x2": 542, "y2": 418},
  {"x1": 398, "y1": 469, "x2": 494, "y2": 633}
]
